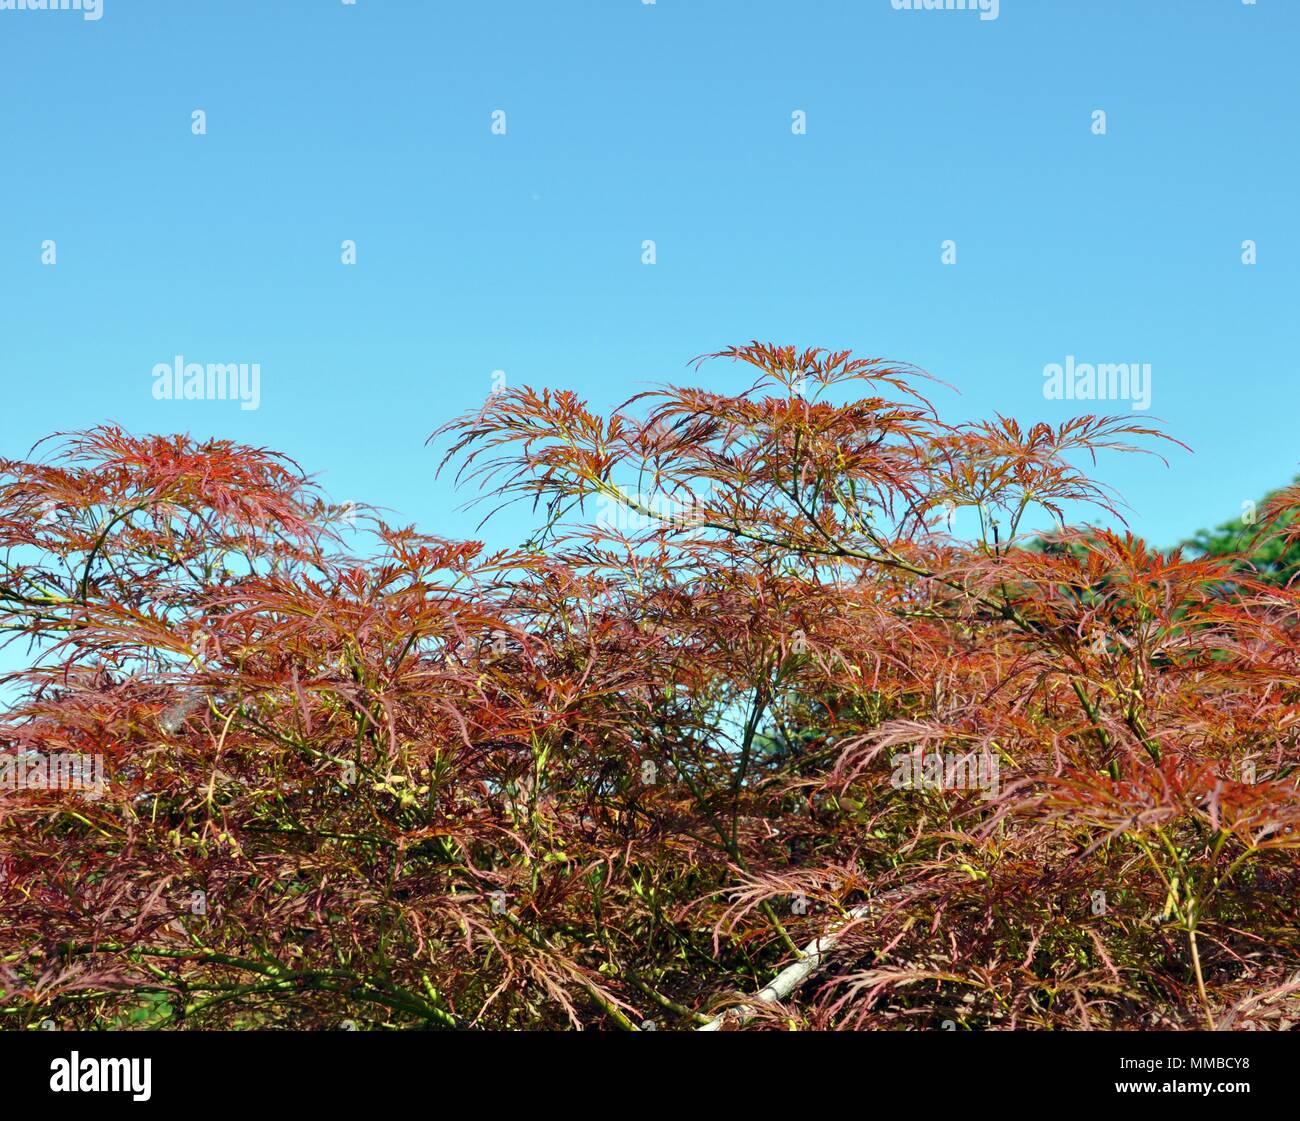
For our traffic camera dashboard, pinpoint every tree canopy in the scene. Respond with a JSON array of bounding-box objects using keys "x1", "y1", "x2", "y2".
[{"x1": 2, "y1": 344, "x2": 1298, "y2": 1030}]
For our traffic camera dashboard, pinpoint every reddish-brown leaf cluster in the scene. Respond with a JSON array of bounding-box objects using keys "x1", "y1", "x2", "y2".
[{"x1": 2, "y1": 345, "x2": 1297, "y2": 1030}]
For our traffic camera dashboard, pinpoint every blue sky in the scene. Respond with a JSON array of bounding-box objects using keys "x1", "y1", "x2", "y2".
[{"x1": 1, "y1": 0, "x2": 1295, "y2": 554}]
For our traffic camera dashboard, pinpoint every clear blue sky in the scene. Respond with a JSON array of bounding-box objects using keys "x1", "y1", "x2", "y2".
[{"x1": 1, "y1": 0, "x2": 1295, "y2": 553}]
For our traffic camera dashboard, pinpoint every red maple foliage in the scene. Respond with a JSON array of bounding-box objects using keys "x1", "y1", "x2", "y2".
[{"x1": 2, "y1": 344, "x2": 1297, "y2": 1030}]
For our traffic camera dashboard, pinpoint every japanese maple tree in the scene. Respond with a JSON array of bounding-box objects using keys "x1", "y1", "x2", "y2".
[{"x1": 2, "y1": 344, "x2": 1297, "y2": 1030}]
